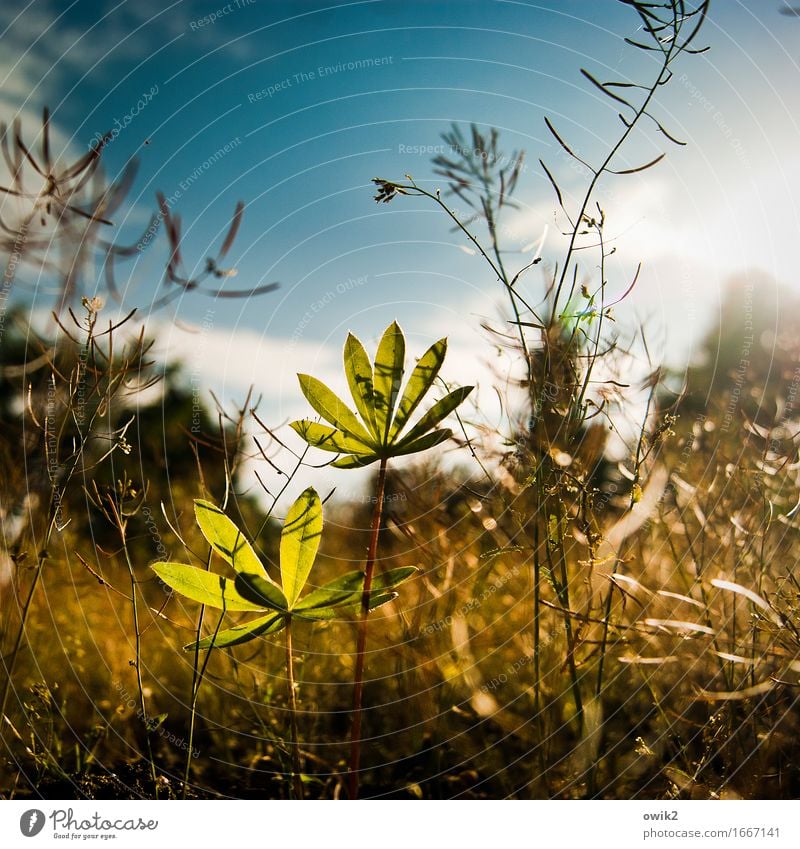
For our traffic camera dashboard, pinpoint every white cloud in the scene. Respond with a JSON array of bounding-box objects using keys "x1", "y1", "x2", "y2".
[{"x1": 142, "y1": 309, "x2": 510, "y2": 510}]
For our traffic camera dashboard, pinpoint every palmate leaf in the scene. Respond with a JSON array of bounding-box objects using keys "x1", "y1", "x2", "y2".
[
  {"x1": 389, "y1": 338, "x2": 447, "y2": 441},
  {"x1": 392, "y1": 429, "x2": 452, "y2": 457},
  {"x1": 153, "y1": 562, "x2": 265, "y2": 612},
  {"x1": 187, "y1": 613, "x2": 285, "y2": 650},
  {"x1": 396, "y1": 385, "x2": 473, "y2": 448},
  {"x1": 344, "y1": 333, "x2": 378, "y2": 439},
  {"x1": 331, "y1": 452, "x2": 380, "y2": 469},
  {"x1": 289, "y1": 420, "x2": 374, "y2": 455},
  {"x1": 291, "y1": 322, "x2": 473, "y2": 468},
  {"x1": 297, "y1": 374, "x2": 373, "y2": 444},
  {"x1": 372, "y1": 321, "x2": 405, "y2": 442},
  {"x1": 194, "y1": 500, "x2": 270, "y2": 579},
  {"x1": 235, "y1": 573, "x2": 288, "y2": 611},
  {"x1": 294, "y1": 565, "x2": 419, "y2": 612},
  {"x1": 280, "y1": 487, "x2": 324, "y2": 608},
  {"x1": 158, "y1": 486, "x2": 413, "y2": 653},
  {"x1": 295, "y1": 591, "x2": 399, "y2": 621}
]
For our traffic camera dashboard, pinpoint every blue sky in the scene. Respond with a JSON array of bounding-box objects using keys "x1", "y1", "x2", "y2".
[{"x1": 2, "y1": 0, "x2": 799, "y2": 500}]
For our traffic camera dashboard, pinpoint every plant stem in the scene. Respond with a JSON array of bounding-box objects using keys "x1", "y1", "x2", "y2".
[
  {"x1": 394, "y1": 180, "x2": 533, "y2": 377},
  {"x1": 348, "y1": 456, "x2": 388, "y2": 800},
  {"x1": 543, "y1": 504, "x2": 583, "y2": 728},
  {"x1": 183, "y1": 599, "x2": 223, "y2": 799},
  {"x1": 0, "y1": 446, "x2": 74, "y2": 722},
  {"x1": 0, "y1": 215, "x2": 44, "y2": 722},
  {"x1": 119, "y1": 526, "x2": 159, "y2": 798},
  {"x1": 285, "y1": 617, "x2": 304, "y2": 799},
  {"x1": 183, "y1": 628, "x2": 204, "y2": 798},
  {"x1": 0, "y1": 549, "x2": 47, "y2": 723},
  {"x1": 588, "y1": 547, "x2": 620, "y2": 799},
  {"x1": 531, "y1": 480, "x2": 547, "y2": 790},
  {"x1": 554, "y1": 541, "x2": 583, "y2": 727}
]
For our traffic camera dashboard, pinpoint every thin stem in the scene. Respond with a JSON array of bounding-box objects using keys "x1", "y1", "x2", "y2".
[
  {"x1": 588, "y1": 542, "x2": 622, "y2": 799},
  {"x1": 0, "y1": 545, "x2": 47, "y2": 722},
  {"x1": 482, "y1": 189, "x2": 531, "y2": 371},
  {"x1": 348, "y1": 456, "x2": 388, "y2": 800},
  {"x1": 119, "y1": 524, "x2": 159, "y2": 798},
  {"x1": 572, "y1": 219, "x2": 609, "y2": 425},
  {"x1": 285, "y1": 617, "x2": 304, "y2": 799},
  {"x1": 554, "y1": 537, "x2": 583, "y2": 726},
  {"x1": 540, "y1": 487, "x2": 583, "y2": 727},
  {"x1": 183, "y1": 588, "x2": 222, "y2": 799},
  {"x1": 531, "y1": 482, "x2": 546, "y2": 788},
  {"x1": 399, "y1": 180, "x2": 532, "y2": 375},
  {"x1": 183, "y1": 628, "x2": 205, "y2": 797},
  {"x1": 550, "y1": 39, "x2": 678, "y2": 320},
  {"x1": 0, "y1": 212, "x2": 37, "y2": 721},
  {"x1": 0, "y1": 421, "x2": 83, "y2": 721}
]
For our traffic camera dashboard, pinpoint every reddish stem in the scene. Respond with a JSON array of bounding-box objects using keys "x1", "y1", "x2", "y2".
[{"x1": 347, "y1": 457, "x2": 388, "y2": 799}]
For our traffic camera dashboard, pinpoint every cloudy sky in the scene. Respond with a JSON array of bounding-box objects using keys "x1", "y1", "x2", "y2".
[{"x1": 2, "y1": 0, "x2": 799, "y2": 501}]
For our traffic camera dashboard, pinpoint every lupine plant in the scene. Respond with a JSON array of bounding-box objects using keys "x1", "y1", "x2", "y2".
[
  {"x1": 153, "y1": 488, "x2": 416, "y2": 797},
  {"x1": 290, "y1": 320, "x2": 473, "y2": 798}
]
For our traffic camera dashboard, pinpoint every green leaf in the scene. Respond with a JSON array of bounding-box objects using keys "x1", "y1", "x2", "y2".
[
  {"x1": 294, "y1": 571, "x2": 365, "y2": 611},
  {"x1": 372, "y1": 321, "x2": 405, "y2": 443},
  {"x1": 294, "y1": 566, "x2": 418, "y2": 612},
  {"x1": 344, "y1": 333, "x2": 378, "y2": 439},
  {"x1": 392, "y1": 429, "x2": 452, "y2": 457},
  {"x1": 389, "y1": 338, "x2": 447, "y2": 440},
  {"x1": 296, "y1": 374, "x2": 373, "y2": 444},
  {"x1": 297, "y1": 325, "x2": 473, "y2": 469},
  {"x1": 292, "y1": 606, "x2": 349, "y2": 621},
  {"x1": 368, "y1": 591, "x2": 399, "y2": 611},
  {"x1": 235, "y1": 573, "x2": 288, "y2": 611},
  {"x1": 396, "y1": 385, "x2": 473, "y2": 447},
  {"x1": 289, "y1": 420, "x2": 373, "y2": 455},
  {"x1": 186, "y1": 613, "x2": 285, "y2": 650},
  {"x1": 374, "y1": 565, "x2": 419, "y2": 590},
  {"x1": 295, "y1": 591, "x2": 399, "y2": 621},
  {"x1": 280, "y1": 487, "x2": 324, "y2": 608},
  {"x1": 194, "y1": 500, "x2": 269, "y2": 579},
  {"x1": 153, "y1": 562, "x2": 265, "y2": 612},
  {"x1": 331, "y1": 452, "x2": 379, "y2": 469}
]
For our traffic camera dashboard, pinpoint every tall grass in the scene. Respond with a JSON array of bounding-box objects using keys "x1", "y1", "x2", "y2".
[
  {"x1": 6, "y1": 0, "x2": 800, "y2": 800},
  {"x1": 371, "y1": 0, "x2": 711, "y2": 795}
]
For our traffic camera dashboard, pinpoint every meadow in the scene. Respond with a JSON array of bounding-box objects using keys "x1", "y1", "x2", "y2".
[{"x1": 3, "y1": 0, "x2": 800, "y2": 800}]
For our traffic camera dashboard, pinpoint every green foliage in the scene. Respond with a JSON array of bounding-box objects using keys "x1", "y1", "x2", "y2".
[
  {"x1": 152, "y1": 487, "x2": 418, "y2": 650},
  {"x1": 289, "y1": 321, "x2": 471, "y2": 797},
  {"x1": 150, "y1": 562, "x2": 267, "y2": 612},
  {"x1": 5, "y1": 1, "x2": 750, "y2": 801},
  {"x1": 194, "y1": 501, "x2": 270, "y2": 577},
  {"x1": 290, "y1": 321, "x2": 473, "y2": 468},
  {"x1": 280, "y1": 487, "x2": 324, "y2": 607}
]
